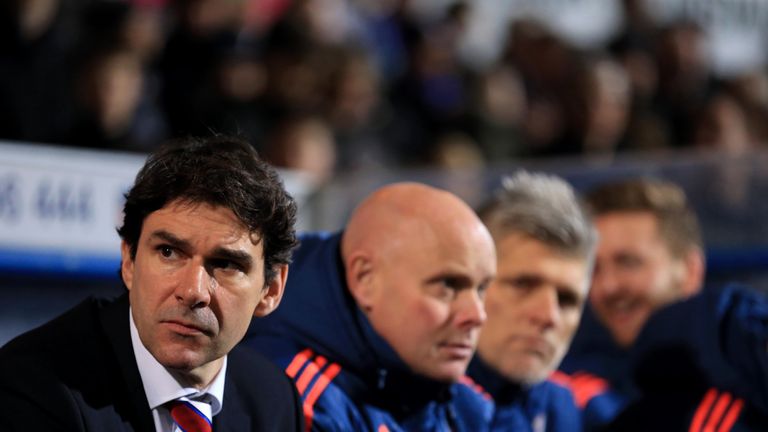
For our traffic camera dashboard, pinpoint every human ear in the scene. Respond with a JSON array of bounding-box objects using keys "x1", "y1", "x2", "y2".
[
  {"x1": 121, "y1": 241, "x2": 135, "y2": 290},
  {"x1": 680, "y1": 248, "x2": 705, "y2": 297},
  {"x1": 254, "y1": 264, "x2": 289, "y2": 317},
  {"x1": 345, "y1": 253, "x2": 376, "y2": 311}
]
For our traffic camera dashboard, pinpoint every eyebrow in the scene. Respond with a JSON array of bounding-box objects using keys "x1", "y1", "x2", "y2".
[
  {"x1": 426, "y1": 272, "x2": 476, "y2": 289},
  {"x1": 150, "y1": 230, "x2": 192, "y2": 251},
  {"x1": 149, "y1": 230, "x2": 254, "y2": 271},
  {"x1": 210, "y1": 246, "x2": 254, "y2": 271}
]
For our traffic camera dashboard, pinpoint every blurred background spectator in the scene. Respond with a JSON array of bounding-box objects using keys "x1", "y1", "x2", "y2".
[
  {"x1": 5, "y1": 0, "x2": 768, "y2": 349},
  {"x1": 3, "y1": 0, "x2": 768, "y2": 176}
]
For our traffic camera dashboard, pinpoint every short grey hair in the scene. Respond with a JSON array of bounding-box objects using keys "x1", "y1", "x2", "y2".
[{"x1": 478, "y1": 171, "x2": 597, "y2": 262}]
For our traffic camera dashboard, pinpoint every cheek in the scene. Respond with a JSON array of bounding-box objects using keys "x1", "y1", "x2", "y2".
[
  {"x1": 218, "y1": 285, "x2": 262, "y2": 320},
  {"x1": 486, "y1": 294, "x2": 521, "y2": 328},
  {"x1": 411, "y1": 298, "x2": 450, "y2": 330},
  {"x1": 560, "y1": 311, "x2": 581, "y2": 339},
  {"x1": 646, "y1": 265, "x2": 676, "y2": 295}
]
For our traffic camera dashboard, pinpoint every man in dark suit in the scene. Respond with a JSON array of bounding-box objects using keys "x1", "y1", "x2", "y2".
[{"x1": 0, "y1": 135, "x2": 304, "y2": 431}]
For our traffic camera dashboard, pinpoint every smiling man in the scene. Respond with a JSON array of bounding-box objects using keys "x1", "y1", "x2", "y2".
[
  {"x1": 242, "y1": 182, "x2": 497, "y2": 431},
  {"x1": 466, "y1": 171, "x2": 598, "y2": 431},
  {"x1": 559, "y1": 177, "x2": 705, "y2": 427},
  {"x1": 0, "y1": 136, "x2": 304, "y2": 431}
]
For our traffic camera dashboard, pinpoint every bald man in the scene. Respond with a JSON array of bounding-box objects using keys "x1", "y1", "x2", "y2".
[{"x1": 241, "y1": 183, "x2": 497, "y2": 431}]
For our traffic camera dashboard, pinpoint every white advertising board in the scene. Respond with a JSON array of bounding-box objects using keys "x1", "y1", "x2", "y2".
[{"x1": 0, "y1": 141, "x2": 145, "y2": 276}]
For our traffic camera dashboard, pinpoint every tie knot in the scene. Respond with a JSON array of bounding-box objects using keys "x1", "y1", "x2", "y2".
[{"x1": 168, "y1": 399, "x2": 212, "y2": 432}]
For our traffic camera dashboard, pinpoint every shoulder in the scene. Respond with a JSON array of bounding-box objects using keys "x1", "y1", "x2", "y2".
[
  {"x1": 280, "y1": 348, "x2": 373, "y2": 431},
  {"x1": 230, "y1": 344, "x2": 366, "y2": 430},
  {"x1": 227, "y1": 344, "x2": 301, "y2": 397},
  {"x1": 222, "y1": 345, "x2": 305, "y2": 430},
  {"x1": 609, "y1": 386, "x2": 767, "y2": 432},
  {"x1": 0, "y1": 297, "x2": 123, "y2": 430},
  {"x1": 453, "y1": 377, "x2": 495, "y2": 429},
  {"x1": 548, "y1": 370, "x2": 625, "y2": 430},
  {"x1": 0, "y1": 296, "x2": 118, "y2": 371},
  {"x1": 548, "y1": 370, "x2": 609, "y2": 409},
  {"x1": 1, "y1": 297, "x2": 107, "y2": 354}
]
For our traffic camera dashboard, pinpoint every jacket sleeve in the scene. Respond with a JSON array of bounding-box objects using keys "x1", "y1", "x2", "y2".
[
  {"x1": 630, "y1": 284, "x2": 768, "y2": 414},
  {"x1": 0, "y1": 355, "x2": 84, "y2": 431},
  {"x1": 717, "y1": 284, "x2": 768, "y2": 413}
]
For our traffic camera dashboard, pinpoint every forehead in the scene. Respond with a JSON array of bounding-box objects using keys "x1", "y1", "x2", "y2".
[
  {"x1": 595, "y1": 211, "x2": 663, "y2": 247},
  {"x1": 496, "y1": 233, "x2": 589, "y2": 290},
  {"x1": 385, "y1": 219, "x2": 496, "y2": 275},
  {"x1": 141, "y1": 201, "x2": 260, "y2": 249}
]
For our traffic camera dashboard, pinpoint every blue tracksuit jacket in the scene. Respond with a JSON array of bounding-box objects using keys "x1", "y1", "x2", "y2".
[
  {"x1": 467, "y1": 356, "x2": 582, "y2": 431},
  {"x1": 241, "y1": 232, "x2": 494, "y2": 431},
  {"x1": 608, "y1": 283, "x2": 768, "y2": 431},
  {"x1": 557, "y1": 307, "x2": 629, "y2": 430}
]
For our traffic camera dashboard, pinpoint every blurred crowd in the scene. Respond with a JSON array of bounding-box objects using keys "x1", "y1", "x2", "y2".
[{"x1": 2, "y1": 0, "x2": 768, "y2": 185}]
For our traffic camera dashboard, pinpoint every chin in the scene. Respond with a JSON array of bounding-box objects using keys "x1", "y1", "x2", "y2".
[
  {"x1": 505, "y1": 359, "x2": 553, "y2": 386},
  {"x1": 154, "y1": 349, "x2": 207, "y2": 372},
  {"x1": 421, "y1": 363, "x2": 467, "y2": 383}
]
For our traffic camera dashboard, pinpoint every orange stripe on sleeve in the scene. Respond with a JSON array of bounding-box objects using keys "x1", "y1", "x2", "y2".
[
  {"x1": 690, "y1": 389, "x2": 719, "y2": 432},
  {"x1": 303, "y1": 363, "x2": 342, "y2": 432},
  {"x1": 716, "y1": 398, "x2": 744, "y2": 432},
  {"x1": 459, "y1": 375, "x2": 491, "y2": 400},
  {"x1": 548, "y1": 371, "x2": 609, "y2": 408},
  {"x1": 571, "y1": 375, "x2": 608, "y2": 408},
  {"x1": 295, "y1": 360, "x2": 323, "y2": 395},
  {"x1": 286, "y1": 349, "x2": 314, "y2": 379},
  {"x1": 703, "y1": 392, "x2": 732, "y2": 432},
  {"x1": 548, "y1": 371, "x2": 571, "y2": 388}
]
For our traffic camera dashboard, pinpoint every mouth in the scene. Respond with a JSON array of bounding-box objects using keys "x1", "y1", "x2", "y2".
[
  {"x1": 514, "y1": 335, "x2": 555, "y2": 359},
  {"x1": 603, "y1": 298, "x2": 642, "y2": 323},
  {"x1": 161, "y1": 320, "x2": 210, "y2": 337},
  {"x1": 438, "y1": 341, "x2": 475, "y2": 360}
]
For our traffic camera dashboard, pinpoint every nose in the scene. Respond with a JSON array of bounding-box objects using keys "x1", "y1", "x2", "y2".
[
  {"x1": 175, "y1": 263, "x2": 214, "y2": 309},
  {"x1": 454, "y1": 289, "x2": 487, "y2": 329},
  {"x1": 529, "y1": 287, "x2": 560, "y2": 330}
]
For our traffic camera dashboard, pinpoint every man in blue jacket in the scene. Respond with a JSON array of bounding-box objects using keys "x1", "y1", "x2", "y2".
[
  {"x1": 242, "y1": 182, "x2": 497, "y2": 431},
  {"x1": 562, "y1": 177, "x2": 768, "y2": 430},
  {"x1": 468, "y1": 171, "x2": 618, "y2": 431},
  {"x1": 559, "y1": 179, "x2": 706, "y2": 411}
]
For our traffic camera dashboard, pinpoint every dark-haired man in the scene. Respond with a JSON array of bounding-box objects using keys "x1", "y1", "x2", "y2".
[
  {"x1": 0, "y1": 136, "x2": 304, "y2": 431},
  {"x1": 560, "y1": 178, "x2": 705, "y2": 411}
]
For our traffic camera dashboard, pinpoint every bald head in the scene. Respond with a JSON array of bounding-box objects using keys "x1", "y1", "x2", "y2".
[
  {"x1": 340, "y1": 182, "x2": 496, "y2": 382},
  {"x1": 342, "y1": 182, "x2": 490, "y2": 263}
]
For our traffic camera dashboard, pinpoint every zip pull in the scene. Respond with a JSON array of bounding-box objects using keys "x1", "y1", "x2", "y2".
[
  {"x1": 377, "y1": 368, "x2": 387, "y2": 389},
  {"x1": 445, "y1": 404, "x2": 459, "y2": 432}
]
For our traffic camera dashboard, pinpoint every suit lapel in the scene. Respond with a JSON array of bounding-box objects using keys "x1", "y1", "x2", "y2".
[
  {"x1": 99, "y1": 294, "x2": 156, "y2": 432},
  {"x1": 213, "y1": 370, "x2": 251, "y2": 432}
]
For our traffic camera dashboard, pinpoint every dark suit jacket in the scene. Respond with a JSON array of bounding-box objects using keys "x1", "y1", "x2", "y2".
[{"x1": 0, "y1": 294, "x2": 304, "y2": 431}]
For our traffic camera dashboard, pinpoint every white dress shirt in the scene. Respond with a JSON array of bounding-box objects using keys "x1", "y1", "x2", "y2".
[{"x1": 129, "y1": 308, "x2": 227, "y2": 432}]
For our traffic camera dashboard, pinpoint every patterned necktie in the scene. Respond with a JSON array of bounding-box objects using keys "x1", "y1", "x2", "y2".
[{"x1": 167, "y1": 399, "x2": 213, "y2": 432}]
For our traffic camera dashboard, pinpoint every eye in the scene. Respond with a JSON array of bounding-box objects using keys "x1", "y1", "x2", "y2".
[
  {"x1": 157, "y1": 245, "x2": 176, "y2": 259},
  {"x1": 441, "y1": 277, "x2": 463, "y2": 290},
  {"x1": 510, "y1": 275, "x2": 539, "y2": 291},
  {"x1": 207, "y1": 258, "x2": 246, "y2": 273},
  {"x1": 616, "y1": 254, "x2": 643, "y2": 269},
  {"x1": 212, "y1": 259, "x2": 243, "y2": 272},
  {"x1": 557, "y1": 290, "x2": 581, "y2": 309}
]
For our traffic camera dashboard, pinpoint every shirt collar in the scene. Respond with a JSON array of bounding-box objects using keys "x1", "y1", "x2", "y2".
[{"x1": 129, "y1": 307, "x2": 227, "y2": 415}]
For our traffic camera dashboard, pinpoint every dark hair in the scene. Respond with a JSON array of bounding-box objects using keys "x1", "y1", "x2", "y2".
[
  {"x1": 117, "y1": 135, "x2": 298, "y2": 283},
  {"x1": 585, "y1": 177, "x2": 702, "y2": 258}
]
